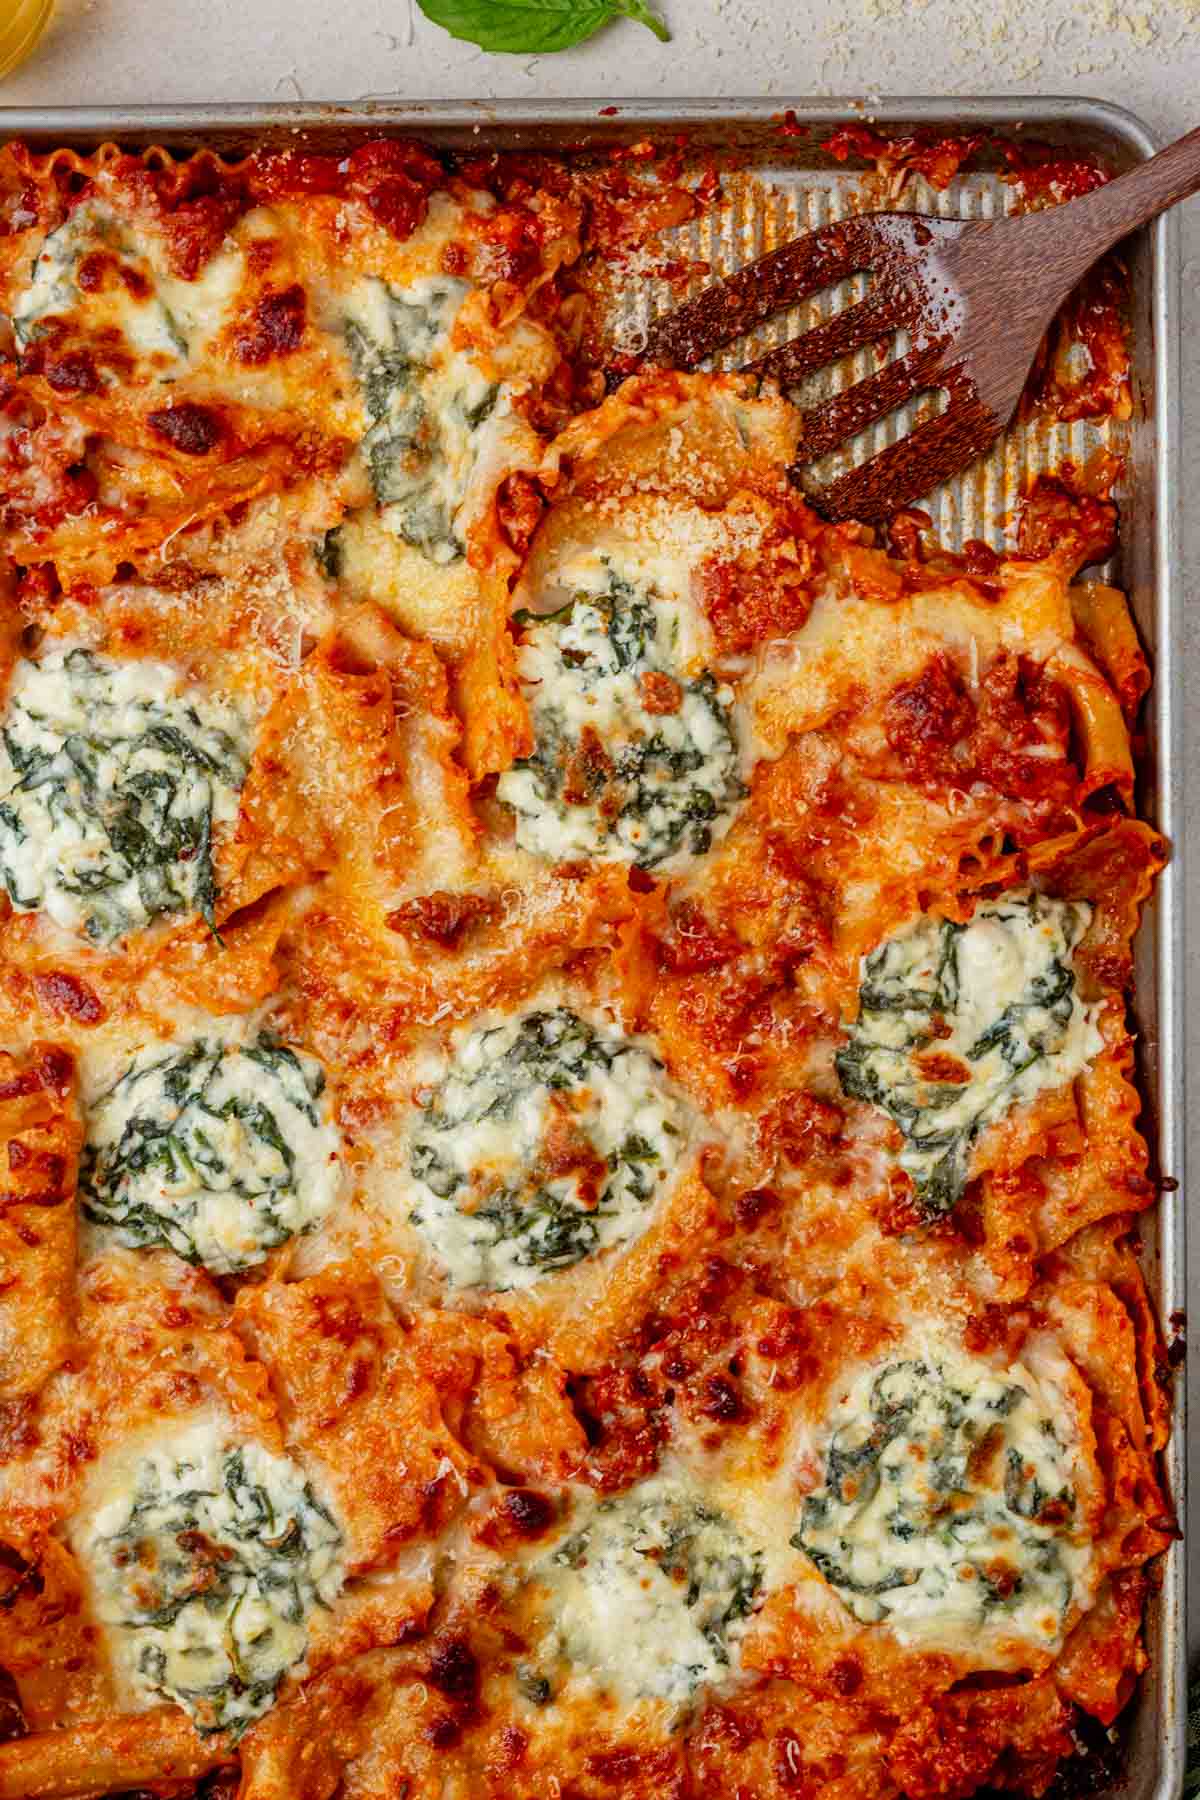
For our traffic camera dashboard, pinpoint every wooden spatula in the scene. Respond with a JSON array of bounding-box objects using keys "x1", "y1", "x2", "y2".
[{"x1": 641, "y1": 128, "x2": 1200, "y2": 522}]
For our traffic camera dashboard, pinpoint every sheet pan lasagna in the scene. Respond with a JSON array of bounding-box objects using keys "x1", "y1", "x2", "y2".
[{"x1": 0, "y1": 134, "x2": 1174, "y2": 1800}]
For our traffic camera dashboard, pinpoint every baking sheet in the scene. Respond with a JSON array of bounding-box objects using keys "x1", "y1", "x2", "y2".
[{"x1": 0, "y1": 96, "x2": 1184, "y2": 1800}]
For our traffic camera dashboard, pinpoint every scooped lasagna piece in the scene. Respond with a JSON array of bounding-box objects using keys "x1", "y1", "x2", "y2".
[{"x1": 493, "y1": 372, "x2": 807, "y2": 873}]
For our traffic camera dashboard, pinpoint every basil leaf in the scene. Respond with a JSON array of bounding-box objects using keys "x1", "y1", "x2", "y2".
[{"x1": 415, "y1": 0, "x2": 669, "y2": 54}]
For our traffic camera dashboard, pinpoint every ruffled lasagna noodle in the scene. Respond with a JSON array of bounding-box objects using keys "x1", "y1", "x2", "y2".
[{"x1": 0, "y1": 140, "x2": 1173, "y2": 1800}]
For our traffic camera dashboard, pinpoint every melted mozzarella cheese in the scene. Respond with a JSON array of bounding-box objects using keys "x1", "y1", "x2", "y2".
[
  {"x1": 80, "y1": 1019, "x2": 342, "y2": 1274},
  {"x1": 75, "y1": 1417, "x2": 344, "y2": 1736},
  {"x1": 529, "y1": 1474, "x2": 763, "y2": 1707},
  {"x1": 836, "y1": 891, "x2": 1102, "y2": 1214},
  {"x1": 405, "y1": 1004, "x2": 697, "y2": 1292},
  {"x1": 0, "y1": 646, "x2": 250, "y2": 944},
  {"x1": 794, "y1": 1345, "x2": 1094, "y2": 1655},
  {"x1": 13, "y1": 198, "x2": 246, "y2": 378}
]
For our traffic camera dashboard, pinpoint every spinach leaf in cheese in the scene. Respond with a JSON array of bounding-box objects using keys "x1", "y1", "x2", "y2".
[
  {"x1": 836, "y1": 891, "x2": 1101, "y2": 1217},
  {"x1": 497, "y1": 565, "x2": 745, "y2": 868},
  {"x1": 314, "y1": 525, "x2": 343, "y2": 579},
  {"x1": 530, "y1": 1477, "x2": 763, "y2": 1706},
  {"x1": 81, "y1": 1026, "x2": 340, "y2": 1273},
  {"x1": 80, "y1": 1422, "x2": 344, "y2": 1736},
  {"x1": 408, "y1": 1006, "x2": 691, "y2": 1291},
  {"x1": 0, "y1": 647, "x2": 250, "y2": 944},
  {"x1": 793, "y1": 1352, "x2": 1092, "y2": 1652},
  {"x1": 342, "y1": 275, "x2": 500, "y2": 564}
]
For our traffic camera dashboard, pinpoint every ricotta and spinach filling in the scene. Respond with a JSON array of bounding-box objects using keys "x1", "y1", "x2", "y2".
[
  {"x1": 529, "y1": 1477, "x2": 763, "y2": 1707},
  {"x1": 12, "y1": 198, "x2": 243, "y2": 372},
  {"x1": 408, "y1": 1005, "x2": 691, "y2": 1292},
  {"x1": 0, "y1": 647, "x2": 250, "y2": 945},
  {"x1": 81, "y1": 1024, "x2": 341, "y2": 1274},
  {"x1": 497, "y1": 561, "x2": 744, "y2": 868},
  {"x1": 836, "y1": 891, "x2": 1102, "y2": 1216},
  {"x1": 342, "y1": 274, "x2": 501, "y2": 564},
  {"x1": 794, "y1": 1351, "x2": 1092, "y2": 1651},
  {"x1": 80, "y1": 1422, "x2": 344, "y2": 1736}
]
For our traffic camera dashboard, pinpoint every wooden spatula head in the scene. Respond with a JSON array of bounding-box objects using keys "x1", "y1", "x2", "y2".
[
  {"x1": 639, "y1": 210, "x2": 1029, "y2": 523},
  {"x1": 636, "y1": 126, "x2": 1200, "y2": 522}
]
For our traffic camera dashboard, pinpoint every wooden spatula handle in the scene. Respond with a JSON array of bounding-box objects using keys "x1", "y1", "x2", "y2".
[
  {"x1": 1012, "y1": 125, "x2": 1200, "y2": 307},
  {"x1": 1071, "y1": 125, "x2": 1200, "y2": 245}
]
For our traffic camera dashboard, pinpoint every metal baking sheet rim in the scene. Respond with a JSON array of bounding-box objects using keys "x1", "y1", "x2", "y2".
[{"x1": 0, "y1": 96, "x2": 1184, "y2": 1800}]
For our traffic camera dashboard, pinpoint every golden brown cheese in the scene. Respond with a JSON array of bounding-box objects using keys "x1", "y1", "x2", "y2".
[{"x1": 0, "y1": 141, "x2": 1173, "y2": 1800}]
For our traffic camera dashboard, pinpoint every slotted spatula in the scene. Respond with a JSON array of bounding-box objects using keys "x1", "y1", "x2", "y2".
[{"x1": 640, "y1": 127, "x2": 1200, "y2": 522}]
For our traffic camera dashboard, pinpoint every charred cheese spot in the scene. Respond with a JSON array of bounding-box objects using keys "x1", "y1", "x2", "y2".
[
  {"x1": 233, "y1": 282, "x2": 307, "y2": 364},
  {"x1": 794, "y1": 1350, "x2": 1092, "y2": 1652},
  {"x1": 0, "y1": 647, "x2": 250, "y2": 944},
  {"x1": 80, "y1": 1023, "x2": 341, "y2": 1275},
  {"x1": 45, "y1": 348, "x2": 100, "y2": 393},
  {"x1": 527, "y1": 1476, "x2": 763, "y2": 1707},
  {"x1": 836, "y1": 892, "x2": 1101, "y2": 1216},
  {"x1": 12, "y1": 198, "x2": 245, "y2": 381},
  {"x1": 499, "y1": 561, "x2": 744, "y2": 868},
  {"x1": 32, "y1": 968, "x2": 106, "y2": 1024},
  {"x1": 77, "y1": 1420, "x2": 344, "y2": 1736},
  {"x1": 147, "y1": 401, "x2": 224, "y2": 455},
  {"x1": 407, "y1": 1005, "x2": 694, "y2": 1292}
]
